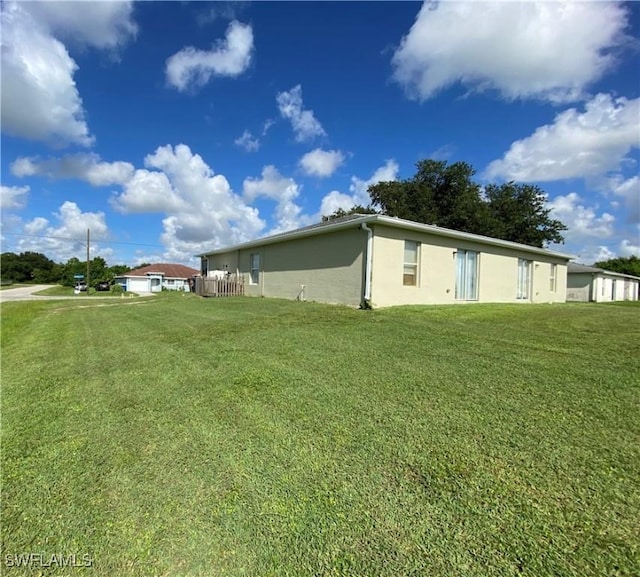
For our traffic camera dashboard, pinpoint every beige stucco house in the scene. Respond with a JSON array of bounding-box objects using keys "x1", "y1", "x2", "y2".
[
  {"x1": 198, "y1": 214, "x2": 572, "y2": 308},
  {"x1": 566, "y1": 262, "x2": 640, "y2": 302},
  {"x1": 114, "y1": 263, "x2": 199, "y2": 293}
]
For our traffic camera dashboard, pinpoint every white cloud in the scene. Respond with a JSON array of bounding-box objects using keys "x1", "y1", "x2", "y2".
[
  {"x1": 14, "y1": 201, "x2": 110, "y2": 263},
  {"x1": 608, "y1": 175, "x2": 640, "y2": 224},
  {"x1": 350, "y1": 160, "x2": 400, "y2": 206},
  {"x1": 243, "y1": 166, "x2": 309, "y2": 233},
  {"x1": 262, "y1": 118, "x2": 275, "y2": 135},
  {"x1": 112, "y1": 144, "x2": 264, "y2": 262},
  {"x1": 234, "y1": 130, "x2": 260, "y2": 152},
  {"x1": 485, "y1": 94, "x2": 640, "y2": 182},
  {"x1": 112, "y1": 169, "x2": 184, "y2": 214},
  {"x1": 1, "y1": 2, "x2": 93, "y2": 147},
  {"x1": 166, "y1": 21, "x2": 253, "y2": 91},
  {"x1": 573, "y1": 245, "x2": 616, "y2": 265},
  {"x1": 392, "y1": 1, "x2": 630, "y2": 103},
  {"x1": 11, "y1": 154, "x2": 134, "y2": 186},
  {"x1": 575, "y1": 238, "x2": 640, "y2": 264},
  {"x1": 276, "y1": 85, "x2": 326, "y2": 142},
  {"x1": 619, "y1": 239, "x2": 640, "y2": 258},
  {"x1": 318, "y1": 159, "x2": 399, "y2": 217},
  {"x1": 24, "y1": 217, "x2": 48, "y2": 235},
  {"x1": 0, "y1": 184, "x2": 29, "y2": 210},
  {"x1": 299, "y1": 149, "x2": 345, "y2": 178},
  {"x1": 0, "y1": 1, "x2": 137, "y2": 147},
  {"x1": 21, "y1": 1, "x2": 137, "y2": 50},
  {"x1": 319, "y1": 191, "x2": 356, "y2": 218},
  {"x1": 549, "y1": 192, "x2": 615, "y2": 242}
]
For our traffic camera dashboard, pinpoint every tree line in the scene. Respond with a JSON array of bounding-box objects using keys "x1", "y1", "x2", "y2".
[{"x1": 0, "y1": 252, "x2": 138, "y2": 286}]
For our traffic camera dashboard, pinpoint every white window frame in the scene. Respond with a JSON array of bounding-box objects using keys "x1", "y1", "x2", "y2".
[
  {"x1": 250, "y1": 253, "x2": 260, "y2": 285},
  {"x1": 403, "y1": 240, "x2": 420, "y2": 286},
  {"x1": 455, "y1": 250, "x2": 479, "y2": 301},
  {"x1": 517, "y1": 258, "x2": 532, "y2": 300},
  {"x1": 549, "y1": 264, "x2": 557, "y2": 293}
]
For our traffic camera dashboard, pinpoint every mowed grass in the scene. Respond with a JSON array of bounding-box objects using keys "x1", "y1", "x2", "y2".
[{"x1": 1, "y1": 294, "x2": 639, "y2": 576}]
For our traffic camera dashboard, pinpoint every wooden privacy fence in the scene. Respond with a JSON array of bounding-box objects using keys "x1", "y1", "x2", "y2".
[{"x1": 195, "y1": 275, "x2": 245, "y2": 297}]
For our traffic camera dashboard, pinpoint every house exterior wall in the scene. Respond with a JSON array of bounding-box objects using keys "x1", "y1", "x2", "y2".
[
  {"x1": 369, "y1": 224, "x2": 568, "y2": 307},
  {"x1": 567, "y1": 272, "x2": 639, "y2": 302},
  {"x1": 587, "y1": 274, "x2": 639, "y2": 302},
  {"x1": 162, "y1": 278, "x2": 190, "y2": 291},
  {"x1": 567, "y1": 273, "x2": 593, "y2": 302},
  {"x1": 120, "y1": 276, "x2": 191, "y2": 292},
  {"x1": 208, "y1": 228, "x2": 366, "y2": 306},
  {"x1": 206, "y1": 251, "x2": 239, "y2": 276},
  {"x1": 624, "y1": 279, "x2": 640, "y2": 301}
]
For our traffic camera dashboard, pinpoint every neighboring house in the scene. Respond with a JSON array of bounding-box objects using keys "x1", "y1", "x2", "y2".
[
  {"x1": 198, "y1": 214, "x2": 572, "y2": 308},
  {"x1": 566, "y1": 262, "x2": 640, "y2": 302},
  {"x1": 115, "y1": 263, "x2": 199, "y2": 293}
]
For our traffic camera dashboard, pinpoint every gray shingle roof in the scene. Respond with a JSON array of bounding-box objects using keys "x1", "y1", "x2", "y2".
[
  {"x1": 568, "y1": 263, "x2": 603, "y2": 274},
  {"x1": 568, "y1": 262, "x2": 640, "y2": 280}
]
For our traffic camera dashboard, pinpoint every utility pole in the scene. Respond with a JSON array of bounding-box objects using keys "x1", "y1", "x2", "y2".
[{"x1": 86, "y1": 228, "x2": 90, "y2": 295}]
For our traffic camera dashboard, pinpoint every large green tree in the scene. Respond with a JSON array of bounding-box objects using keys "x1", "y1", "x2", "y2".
[
  {"x1": 483, "y1": 183, "x2": 567, "y2": 247},
  {"x1": 59, "y1": 256, "x2": 109, "y2": 286},
  {"x1": 321, "y1": 205, "x2": 378, "y2": 222},
  {"x1": 369, "y1": 160, "x2": 490, "y2": 235},
  {"x1": 0, "y1": 251, "x2": 59, "y2": 283},
  {"x1": 361, "y1": 159, "x2": 567, "y2": 248},
  {"x1": 594, "y1": 255, "x2": 640, "y2": 277},
  {"x1": 107, "y1": 264, "x2": 131, "y2": 277}
]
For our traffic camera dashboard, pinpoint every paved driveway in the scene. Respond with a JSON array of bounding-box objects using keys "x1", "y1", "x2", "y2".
[{"x1": 0, "y1": 285, "x2": 154, "y2": 302}]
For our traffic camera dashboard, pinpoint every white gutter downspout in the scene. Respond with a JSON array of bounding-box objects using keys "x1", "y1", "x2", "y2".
[{"x1": 361, "y1": 222, "x2": 373, "y2": 302}]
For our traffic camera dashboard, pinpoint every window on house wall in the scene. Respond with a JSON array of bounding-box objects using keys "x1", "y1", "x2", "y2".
[
  {"x1": 403, "y1": 240, "x2": 419, "y2": 286},
  {"x1": 517, "y1": 258, "x2": 532, "y2": 299},
  {"x1": 455, "y1": 250, "x2": 478, "y2": 300},
  {"x1": 549, "y1": 264, "x2": 557, "y2": 292},
  {"x1": 250, "y1": 253, "x2": 260, "y2": 285},
  {"x1": 167, "y1": 279, "x2": 175, "y2": 285}
]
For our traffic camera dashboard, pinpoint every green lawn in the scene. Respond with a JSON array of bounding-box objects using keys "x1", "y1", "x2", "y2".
[{"x1": 2, "y1": 294, "x2": 639, "y2": 576}]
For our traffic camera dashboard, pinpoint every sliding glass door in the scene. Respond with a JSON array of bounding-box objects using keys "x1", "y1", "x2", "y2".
[
  {"x1": 517, "y1": 258, "x2": 532, "y2": 300},
  {"x1": 455, "y1": 250, "x2": 478, "y2": 300}
]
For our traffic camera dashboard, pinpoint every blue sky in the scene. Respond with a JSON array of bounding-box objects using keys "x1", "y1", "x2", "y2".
[{"x1": 1, "y1": 0, "x2": 639, "y2": 267}]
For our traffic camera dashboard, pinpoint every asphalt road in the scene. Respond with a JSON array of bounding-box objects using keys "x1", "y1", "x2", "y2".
[{"x1": 0, "y1": 285, "x2": 154, "y2": 302}]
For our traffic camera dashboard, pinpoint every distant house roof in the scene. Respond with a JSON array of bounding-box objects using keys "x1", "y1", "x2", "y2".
[
  {"x1": 197, "y1": 214, "x2": 574, "y2": 260},
  {"x1": 568, "y1": 262, "x2": 640, "y2": 280},
  {"x1": 123, "y1": 263, "x2": 199, "y2": 279},
  {"x1": 568, "y1": 263, "x2": 603, "y2": 274}
]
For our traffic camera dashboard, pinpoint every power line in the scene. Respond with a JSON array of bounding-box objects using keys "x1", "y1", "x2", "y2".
[{"x1": 1, "y1": 232, "x2": 165, "y2": 249}]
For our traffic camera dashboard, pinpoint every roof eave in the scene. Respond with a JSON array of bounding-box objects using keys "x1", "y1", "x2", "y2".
[
  {"x1": 373, "y1": 215, "x2": 575, "y2": 260},
  {"x1": 197, "y1": 215, "x2": 373, "y2": 257},
  {"x1": 197, "y1": 213, "x2": 575, "y2": 260}
]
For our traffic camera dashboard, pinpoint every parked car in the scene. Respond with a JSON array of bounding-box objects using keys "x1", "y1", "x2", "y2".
[
  {"x1": 75, "y1": 282, "x2": 87, "y2": 292},
  {"x1": 95, "y1": 281, "x2": 111, "y2": 291}
]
